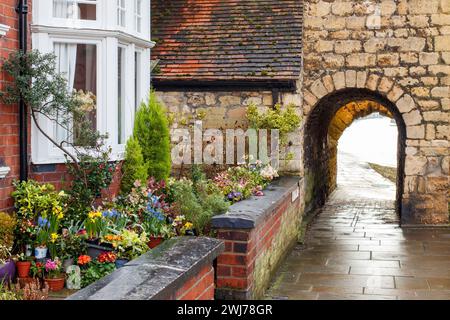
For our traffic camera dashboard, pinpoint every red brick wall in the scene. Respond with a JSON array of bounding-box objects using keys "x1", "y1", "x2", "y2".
[
  {"x1": 175, "y1": 264, "x2": 215, "y2": 300},
  {"x1": 215, "y1": 195, "x2": 300, "y2": 299},
  {"x1": 0, "y1": 0, "x2": 25, "y2": 211}
]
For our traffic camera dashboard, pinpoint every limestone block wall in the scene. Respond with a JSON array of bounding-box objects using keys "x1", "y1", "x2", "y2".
[
  {"x1": 156, "y1": 89, "x2": 304, "y2": 173},
  {"x1": 302, "y1": 0, "x2": 450, "y2": 224}
]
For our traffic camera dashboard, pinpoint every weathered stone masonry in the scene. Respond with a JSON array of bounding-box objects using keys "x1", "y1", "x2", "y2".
[{"x1": 302, "y1": 0, "x2": 449, "y2": 224}]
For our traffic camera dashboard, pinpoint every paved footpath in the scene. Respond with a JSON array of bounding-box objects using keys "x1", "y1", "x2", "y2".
[{"x1": 267, "y1": 152, "x2": 450, "y2": 300}]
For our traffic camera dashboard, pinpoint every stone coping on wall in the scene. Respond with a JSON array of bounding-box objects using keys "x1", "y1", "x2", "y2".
[
  {"x1": 66, "y1": 237, "x2": 224, "y2": 300},
  {"x1": 211, "y1": 176, "x2": 302, "y2": 230}
]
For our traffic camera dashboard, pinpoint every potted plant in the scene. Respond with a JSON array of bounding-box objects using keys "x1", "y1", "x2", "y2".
[
  {"x1": 44, "y1": 259, "x2": 65, "y2": 292},
  {"x1": 103, "y1": 230, "x2": 149, "y2": 268},
  {"x1": 15, "y1": 253, "x2": 34, "y2": 278},
  {"x1": 84, "y1": 211, "x2": 112, "y2": 258},
  {"x1": 58, "y1": 230, "x2": 87, "y2": 271},
  {"x1": 35, "y1": 217, "x2": 50, "y2": 260}
]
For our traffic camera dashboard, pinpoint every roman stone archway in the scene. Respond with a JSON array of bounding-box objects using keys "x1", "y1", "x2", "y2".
[
  {"x1": 302, "y1": 71, "x2": 449, "y2": 225},
  {"x1": 304, "y1": 88, "x2": 406, "y2": 215}
]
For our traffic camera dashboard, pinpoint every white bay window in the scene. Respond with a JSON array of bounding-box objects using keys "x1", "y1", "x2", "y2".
[{"x1": 31, "y1": 0, "x2": 153, "y2": 164}]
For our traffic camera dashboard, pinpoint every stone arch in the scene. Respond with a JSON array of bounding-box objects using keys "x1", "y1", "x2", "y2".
[{"x1": 302, "y1": 71, "x2": 413, "y2": 218}]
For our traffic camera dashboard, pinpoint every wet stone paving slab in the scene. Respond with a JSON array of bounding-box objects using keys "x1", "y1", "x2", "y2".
[{"x1": 266, "y1": 153, "x2": 450, "y2": 300}]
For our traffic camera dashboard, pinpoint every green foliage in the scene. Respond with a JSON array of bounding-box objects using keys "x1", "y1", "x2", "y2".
[
  {"x1": 120, "y1": 137, "x2": 148, "y2": 195},
  {"x1": 81, "y1": 261, "x2": 116, "y2": 288},
  {"x1": 12, "y1": 180, "x2": 64, "y2": 220},
  {"x1": 246, "y1": 103, "x2": 302, "y2": 146},
  {"x1": 0, "y1": 283, "x2": 21, "y2": 301},
  {"x1": 57, "y1": 232, "x2": 87, "y2": 260},
  {"x1": 0, "y1": 50, "x2": 104, "y2": 162},
  {"x1": 133, "y1": 90, "x2": 171, "y2": 181},
  {"x1": 168, "y1": 166, "x2": 229, "y2": 235},
  {"x1": 1, "y1": 50, "x2": 116, "y2": 225},
  {"x1": 65, "y1": 147, "x2": 117, "y2": 223},
  {"x1": 0, "y1": 213, "x2": 16, "y2": 250}
]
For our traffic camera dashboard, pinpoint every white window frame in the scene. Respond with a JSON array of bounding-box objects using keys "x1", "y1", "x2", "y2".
[
  {"x1": 52, "y1": 0, "x2": 99, "y2": 20},
  {"x1": 31, "y1": 0, "x2": 153, "y2": 165},
  {"x1": 117, "y1": 0, "x2": 126, "y2": 28},
  {"x1": 134, "y1": 0, "x2": 142, "y2": 33}
]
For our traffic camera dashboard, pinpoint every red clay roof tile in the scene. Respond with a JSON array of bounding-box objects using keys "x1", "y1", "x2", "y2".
[{"x1": 151, "y1": 0, "x2": 303, "y2": 82}]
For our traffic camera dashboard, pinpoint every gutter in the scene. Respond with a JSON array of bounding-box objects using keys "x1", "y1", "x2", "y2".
[
  {"x1": 16, "y1": 0, "x2": 28, "y2": 181},
  {"x1": 152, "y1": 78, "x2": 298, "y2": 92}
]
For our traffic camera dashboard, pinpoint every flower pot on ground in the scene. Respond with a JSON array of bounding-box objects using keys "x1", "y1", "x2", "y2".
[
  {"x1": 86, "y1": 243, "x2": 113, "y2": 260},
  {"x1": 45, "y1": 276, "x2": 65, "y2": 292},
  {"x1": 25, "y1": 245, "x2": 33, "y2": 257},
  {"x1": 34, "y1": 246, "x2": 48, "y2": 260},
  {"x1": 16, "y1": 260, "x2": 32, "y2": 278},
  {"x1": 147, "y1": 236, "x2": 164, "y2": 249},
  {"x1": 115, "y1": 259, "x2": 129, "y2": 269},
  {"x1": 44, "y1": 259, "x2": 64, "y2": 292}
]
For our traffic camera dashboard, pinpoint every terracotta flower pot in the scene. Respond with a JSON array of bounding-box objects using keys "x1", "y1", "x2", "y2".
[
  {"x1": 16, "y1": 261, "x2": 32, "y2": 278},
  {"x1": 45, "y1": 276, "x2": 65, "y2": 292},
  {"x1": 147, "y1": 236, "x2": 164, "y2": 249}
]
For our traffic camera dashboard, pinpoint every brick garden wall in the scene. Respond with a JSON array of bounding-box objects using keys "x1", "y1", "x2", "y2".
[
  {"x1": 212, "y1": 177, "x2": 303, "y2": 300},
  {"x1": 175, "y1": 265, "x2": 215, "y2": 300}
]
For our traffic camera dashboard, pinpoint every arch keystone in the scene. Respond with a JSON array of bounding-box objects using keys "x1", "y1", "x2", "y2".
[
  {"x1": 356, "y1": 71, "x2": 368, "y2": 88},
  {"x1": 345, "y1": 70, "x2": 357, "y2": 88}
]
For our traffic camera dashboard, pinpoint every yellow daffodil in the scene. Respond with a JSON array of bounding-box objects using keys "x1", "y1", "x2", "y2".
[
  {"x1": 88, "y1": 210, "x2": 102, "y2": 220},
  {"x1": 184, "y1": 222, "x2": 193, "y2": 230},
  {"x1": 50, "y1": 233, "x2": 59, "y2": 243}
]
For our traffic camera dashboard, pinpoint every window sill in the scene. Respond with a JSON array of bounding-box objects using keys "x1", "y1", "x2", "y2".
[
  {"x1": 0, "y1": 24, "x2": 10, "y2": 37},
  {"x1": 31, "y1": 147, "x2": 125, "y2": 165}
]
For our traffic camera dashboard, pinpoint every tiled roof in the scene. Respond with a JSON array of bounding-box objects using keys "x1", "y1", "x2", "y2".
[{"x1": 151, "y1": 0, "x2": 303, "y2": 84}]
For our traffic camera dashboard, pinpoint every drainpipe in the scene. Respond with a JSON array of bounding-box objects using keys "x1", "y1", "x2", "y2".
[{"x1": 16, "y1": 0, "x2": 28, "y2": 181}]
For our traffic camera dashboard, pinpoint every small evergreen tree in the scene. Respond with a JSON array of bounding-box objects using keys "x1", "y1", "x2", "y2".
[
  {"x1": 120, "y1": 137, "x2": 148, "y2": 194},
  {"x1": 134, "y1": 90, "x2": 171, "y2": 181}
]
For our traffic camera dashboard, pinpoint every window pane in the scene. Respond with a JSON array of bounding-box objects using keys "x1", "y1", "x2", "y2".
[
  {"x1": 117, "y1": 0, "x2": 126, "y2": 27},
  {"x1": 118, "y1": 47, "x2": 126, "y2": 144},
  {"x1": 78, "y1": 3, "x2": 97, "y2": 20},
  {"x1": 54, "y1": 43, "x2": 97, "y2": 145},
  {"x1": 135, "y1": 51, "x2": 141, "y2": 110},
  {"x1": 53, "y1": 0, "x2": 97, "y2": 20}
]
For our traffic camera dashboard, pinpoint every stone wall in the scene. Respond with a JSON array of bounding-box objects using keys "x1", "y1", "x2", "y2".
[
  {"x1": 302, "y1": 0, "x2": 450, "y2": 224},
  {"x1": 156, "y1": 89, "x2": 303, "y2": 173},
  {"x1": 67, "y1": 237, "x2": 223, "y2": 300},
  {"x1": 212, "y1": 177, "x2": 303, "y2": 300}
]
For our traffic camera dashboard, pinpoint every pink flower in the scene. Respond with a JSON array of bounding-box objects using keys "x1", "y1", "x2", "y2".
[{"x1": 45, "y1": 259, "x2": 58, "y2": 272}]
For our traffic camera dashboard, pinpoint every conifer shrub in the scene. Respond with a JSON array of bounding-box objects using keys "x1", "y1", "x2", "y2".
[
  {"x1": 133, "y1": 91, "x2": 171, "y2": 181},
  {"x1": 120, "y1": 137, "x2": 148, "y2": 194}
]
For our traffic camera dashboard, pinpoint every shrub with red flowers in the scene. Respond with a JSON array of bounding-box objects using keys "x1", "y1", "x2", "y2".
[
  {"x1": 97, "y1": 252, "x2": 116, "y2": 264},
  {"x1": 77, "y1": 255, "x2": 91, "y2": 266}
]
